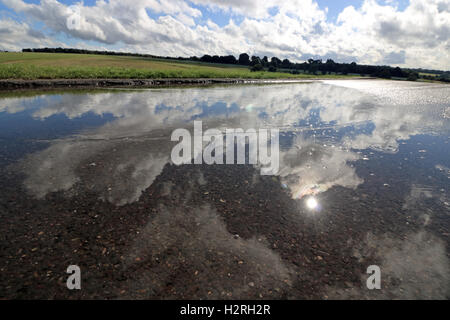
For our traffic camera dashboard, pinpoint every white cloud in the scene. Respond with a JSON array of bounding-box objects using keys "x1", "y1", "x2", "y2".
[
  {"x1": 0, "y1": 0, "x2": 449, "y2": 69},
  {"x1": 0, "y1": 18, "x2": 61, "y2": 51},
  {"x1": 332, "y1": 0, "x2": 450, "y2": 67}
]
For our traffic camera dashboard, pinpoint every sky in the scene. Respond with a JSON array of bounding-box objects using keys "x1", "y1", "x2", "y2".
[{"x1": 0, "y1": 0, "x2": 448, "y2": 70}]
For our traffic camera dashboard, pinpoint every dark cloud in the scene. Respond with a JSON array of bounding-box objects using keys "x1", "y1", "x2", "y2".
[{"x1": 379, "y1": 50, "x2": 406, "y2": 65}]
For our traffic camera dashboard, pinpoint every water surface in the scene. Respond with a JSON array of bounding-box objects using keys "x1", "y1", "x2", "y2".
[{"x1": 0, "y1": 80, "x2": 449, "y2": 299}]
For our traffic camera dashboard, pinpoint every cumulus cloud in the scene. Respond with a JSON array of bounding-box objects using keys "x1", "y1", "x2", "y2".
[
  {"x1": 0, "y1": 17, "x2": 61, "y2": 51},
  {"x1": 1, "y1": 0, "x2": 449, "y2": 69},
  {"x1": 333, "y1": 0, "x2": 450, "y2": 68}
]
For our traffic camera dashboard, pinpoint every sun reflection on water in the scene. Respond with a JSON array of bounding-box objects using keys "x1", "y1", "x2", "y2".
[{"x1": 306, "y1": 196, "x2": 319, "y2": 210}]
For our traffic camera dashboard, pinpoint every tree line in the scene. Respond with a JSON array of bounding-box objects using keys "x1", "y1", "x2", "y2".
[
  {"x1": 21, "y1": 47, "x2": 449, "y2": 82},
  {"x1": 194, "y1": 53, "x2": 419, "y2": 80}
]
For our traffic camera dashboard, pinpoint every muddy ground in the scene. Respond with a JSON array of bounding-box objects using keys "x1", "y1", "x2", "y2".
[{"x1": 0, "y1": 147, "x2": 448, "y2": 299}]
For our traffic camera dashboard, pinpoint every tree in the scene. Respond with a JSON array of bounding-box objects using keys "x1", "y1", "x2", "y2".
[
  {"x1": 325, "y1": 59, "x2": 336, "y2": 73},
  {"x1": 262, "y1": 56, "x2": 269, "y2": 67},
  {"x1": 392, "y1": 67, "x2": 403, "y2": 77},
  {"x1": 238, "y1": 53, "x2": 250, "y2": 65},
  {"x1": 407, "y1": 72, "x2": 418, "y2": 81},
  {"x1": 270, "y1": 57, "x2": 281, "y2": 67},
  {"x1": 373, "y1": 67, "x2": 392, "y2": 79},
  {"x1": 250, "y1": 64, "x2": 264, "y2": 72},
  {"x1": 281, "y1": 59, "x2": 291, "y2": 68},
  {"x1": 200, "y1": 55, "x2": 213, "y2": 63},
  {"x1": 349, "y1": 62, "x2": 357, "y2": 73},
  {"x1": 222, "y1": 55, "x2": 237, "y2": 64},
  {"x1": 250, "y1": 55, "x2": 262, "y2": 66}
]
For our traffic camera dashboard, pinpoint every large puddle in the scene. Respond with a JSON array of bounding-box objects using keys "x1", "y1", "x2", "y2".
[{"x1": 0, "y1": 79, "x2": 449, "y2": 299}]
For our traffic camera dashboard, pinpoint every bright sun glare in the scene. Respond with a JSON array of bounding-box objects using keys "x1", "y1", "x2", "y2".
[{"x1": 306, "y1": 197, "x2": 318, "y2": 210}]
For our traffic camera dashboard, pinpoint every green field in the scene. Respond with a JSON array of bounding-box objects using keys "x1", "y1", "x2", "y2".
[
  {"x1": 418, "y1": 72, "x2": 439, "y2": 77},
  {"x1": 0, "y1": 52, "x2": 355, "y2": 80}
]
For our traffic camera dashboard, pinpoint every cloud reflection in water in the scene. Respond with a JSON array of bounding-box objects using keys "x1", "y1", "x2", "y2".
[{"x1": 3, "y1": 80, "x2": 448, "y2": 204}]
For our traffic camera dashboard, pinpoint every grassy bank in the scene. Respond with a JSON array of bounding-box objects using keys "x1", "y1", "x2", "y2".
[{"x1": 0, "y1": 52, "x2": 356, "y2": 80}]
